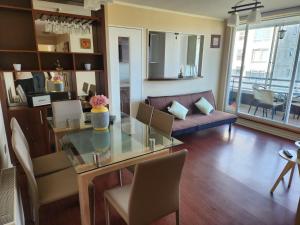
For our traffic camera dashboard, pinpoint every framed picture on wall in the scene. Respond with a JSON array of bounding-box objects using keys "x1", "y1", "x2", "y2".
[
  {"x1": 210, "y1": 35, "x2": 221, "y2": 48},
  {"x1": 80, "y1": 38, "x2": 91, "y2": 49}
]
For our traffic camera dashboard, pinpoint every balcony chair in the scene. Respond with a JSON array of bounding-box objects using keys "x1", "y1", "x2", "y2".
[{"x1": 249, "y1": 85, "x2": 283, "y2": 119}]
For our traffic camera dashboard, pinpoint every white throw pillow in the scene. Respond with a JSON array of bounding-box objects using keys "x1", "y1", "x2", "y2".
[
  {"x1": 195, "y1": 97, "x2": 214, "y2": 115},
  {"x1": 167, "y1": 101, "x2": 188, "y2": 120}
]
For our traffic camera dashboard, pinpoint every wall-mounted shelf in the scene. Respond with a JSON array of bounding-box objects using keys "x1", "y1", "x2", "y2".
[
  {"x1": 146, "y1": 76, "x2": 203, "y2": 81},
  {"x1": 74, "y1": 53, "x2": 103, "y2": 71},
  {"x1": 0, "y1": 52, "x2": 39, "y2": 71}
]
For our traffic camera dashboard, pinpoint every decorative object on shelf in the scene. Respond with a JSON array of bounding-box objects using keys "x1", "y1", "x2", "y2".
[
  {"x1": 178, "y1": 65, "x2": 183, "y2": 78},
  {"x1": 80, "y1": 38, "x2": 92, "y2": 49},
  {"x1": 90, "y1": 95, "x2": 110, "y2": 130},
  {"x1": 85, "y1": 63, "x2": 92, "y2": 71},
  {"x1": 227, "y1": 0, "x2": 264, "y2": 27},
  {"x1": 53, "y1": 60, "x2": 64, "y2": 92},
  {"x1": 278, "y1": 27, "x2": 287, "y2": 39},
  {"x1": 210, "y1": 35, "x2": 221, "y2": 48},
  {"x1": 13, "y1": 64, "x2": 21, "y2": 71}
]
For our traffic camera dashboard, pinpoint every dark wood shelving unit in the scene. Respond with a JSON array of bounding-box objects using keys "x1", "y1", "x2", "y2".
[
  {"x1": 40, "y1": 52, "x2": 74, "y2": 70},
  {"x1": 74, "y1": 53, "x2": 103, "y2": 71},
  {"x1": 0, "y1": 52, "x2": 39, "y2": 71},
  {"x1": 0, "y1": 1, "x2": 108, "y2": 160},
  {"x1": 0, "y1": 0, "x2": 32, "y2": 9}
]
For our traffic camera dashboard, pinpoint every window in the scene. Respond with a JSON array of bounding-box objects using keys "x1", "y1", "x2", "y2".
[
  {"x1": 225, "y1": 17, "x2": 300, "y2": 129},
  {"x1": 236, "y1": 49, "x2": 243, "y2": 61},
  {"x1": 251, "y1": 49, "x2": 269, "y2": 63}
]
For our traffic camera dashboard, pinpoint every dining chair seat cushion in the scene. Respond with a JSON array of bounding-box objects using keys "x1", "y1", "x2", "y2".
[
  {"x1": 37, "y1": 167, "x2": 78, "y2": 205},
  {"x1": 167, "y1": 101, "x2": 188, "y2": 120},
  {"x1": 104, "y1": 184, "x2": 132, "y2": 223},
  {"x1": 33, "y1": 151, "x2": 72, "y2": 177}
]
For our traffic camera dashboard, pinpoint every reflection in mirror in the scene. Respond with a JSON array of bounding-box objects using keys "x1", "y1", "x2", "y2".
[
  {"x1": 76, "y1": 71, "x2": 96, "y2": 97},
  {"x1": 148, "y1": 31, "x2": 204, "y2": 80},
  {"x1": 76, "y1": 71, "x2": 96, "y2": 111},
  {"x1": 35, "y1": 20, "x2": 94, "y2": 53},
  {"x1": 4, "y1": 71, "x2": 72, "y2": 106}
]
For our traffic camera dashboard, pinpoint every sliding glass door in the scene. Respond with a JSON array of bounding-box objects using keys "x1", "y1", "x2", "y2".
[{"x1": 225, "y1": 16, "x2": 300, "y2": 128}]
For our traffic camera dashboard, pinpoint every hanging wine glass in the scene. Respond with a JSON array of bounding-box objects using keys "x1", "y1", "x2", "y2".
[{"x1": 44, "y1": 19, "x2": 52, "y2": 33}]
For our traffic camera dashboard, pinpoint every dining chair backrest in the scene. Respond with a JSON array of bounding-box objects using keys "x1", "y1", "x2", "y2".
[
  {"x1": 10, "y1": 117, "x2": 30, "y2": 151},
  {"x1": 253, "y1": 88, "x2": 274, "y2": 105},
  {"x1": 52, "y1": 100, "x2": 83, "y2": 125},
  {"x1": 11, "y1": 127, "x2": 39, "y2": 222},
  {"x1": 150, "y1": 109, "x2": 174, "y2": 139},
  {"x1": 136, "y1": 103, "x2": 154, "y2": 125},
  {"x1": 128, "y1": 150, "x2": 188, "y2": 225}
]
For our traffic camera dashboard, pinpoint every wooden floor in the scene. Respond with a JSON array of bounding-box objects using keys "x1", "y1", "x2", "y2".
[{"x1": 38, "y1": 124, "x2": 299, "y2": 225}]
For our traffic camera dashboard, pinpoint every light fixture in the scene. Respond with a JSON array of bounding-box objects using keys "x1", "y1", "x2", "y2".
[
  {"x1": 84, "y1": 0, "x2": 114, "y2": 11},
  {"x1": 227, "y1": 0, "x2": 264, "y2": 27},
  {"x1": 278, "y1": 27, "x2": 287, "y2": 39},
  {"x1": 227, "y1": 12, "x2": 240, "y2": 27},
  {"x1": 247, "y1": 8, "x2": 262, "y2": 24}
]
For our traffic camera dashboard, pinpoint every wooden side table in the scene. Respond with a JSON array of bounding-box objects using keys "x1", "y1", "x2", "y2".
[{"x1": 270, "y1": 150, "x2": 300, "y2": 193}]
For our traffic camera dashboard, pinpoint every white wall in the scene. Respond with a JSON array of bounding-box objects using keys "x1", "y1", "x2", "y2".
[
  {"x1": 0, "y1": 101, "x2": 11, "y2": 169},
  {"x1": 107, "y1": 3, "x2": 224, "y2": 105}
]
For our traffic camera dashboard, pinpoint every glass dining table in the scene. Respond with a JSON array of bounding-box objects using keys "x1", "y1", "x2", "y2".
[{"x1": 48, "y1": 113, "x2": 183, "y2": 225}]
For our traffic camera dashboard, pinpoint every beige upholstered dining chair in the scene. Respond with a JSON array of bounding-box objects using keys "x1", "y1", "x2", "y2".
[
  {"x1": 136, "y1": 103, "x2": 154, "y2": 125},
  {"x1": 150, "y1": 109, "x2": 174, "y2": 139},
  {"x1": 104, "y1": 149, "x2": 188, "y2": 225},
  {"x1": 11, "y1": 127, "x2": 79, "y2": 225},
  {"x1": 52, "y1": 100, "x2": 83, "y2": 127},
  {"x1": 10, "y1": 117, "x2": 72, "y2": 177}
]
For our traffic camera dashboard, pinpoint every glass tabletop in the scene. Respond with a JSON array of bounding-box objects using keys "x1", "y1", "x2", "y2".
[{"x1": 59, "y1": 114, "x2": 183, "y2": 174}]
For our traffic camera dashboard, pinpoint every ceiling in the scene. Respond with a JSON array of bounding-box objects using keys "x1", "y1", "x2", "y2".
[
  {"x1": 39, "y1": 0, "x2": 300, "y2": 19},
  {"x1": 115, "y1": 0, "x2": 300, "y2": 19}
]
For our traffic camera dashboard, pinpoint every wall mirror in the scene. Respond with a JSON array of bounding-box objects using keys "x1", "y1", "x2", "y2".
[
  {"x1": 148, "y1": 31, "x2": 204, "y2": 80},
  {"x1": 3, "y1": 71, "x2": 72, "y2": 106}
]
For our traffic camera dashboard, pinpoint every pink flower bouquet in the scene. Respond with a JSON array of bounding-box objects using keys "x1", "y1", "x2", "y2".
[
  {"x1": 53, "y1": 75, "x2": 63, "y2": 83},
  {"x1": 90, "y1": 95, "x2": 109, "y2": 108}
]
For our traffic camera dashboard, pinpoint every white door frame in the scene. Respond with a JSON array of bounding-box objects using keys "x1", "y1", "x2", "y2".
[{"x1": 107, "y1": 25, "x2": 144, "y2": 118}]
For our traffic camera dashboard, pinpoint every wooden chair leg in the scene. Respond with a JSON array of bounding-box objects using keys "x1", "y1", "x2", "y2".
[
  {"x1": 176, "y1": 210, "x2": 180, "y2": 225},
  {"x1": 270, "y1": 161, "x2": 294, "y2": 193},
  {"x1": 119, "y1": 169, "x2": 123, "y2": 186},
  {"x1": 104, "y1": 197, "x2": 110, "y2": 225},
  {"x1": 288, "y1": 164, "x2": 295, "y2": 188}
]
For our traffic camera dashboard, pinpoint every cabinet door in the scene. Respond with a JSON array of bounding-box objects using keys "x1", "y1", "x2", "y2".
[{"x1": 9, "y1": 107, "x2": 50, "y2": 158}]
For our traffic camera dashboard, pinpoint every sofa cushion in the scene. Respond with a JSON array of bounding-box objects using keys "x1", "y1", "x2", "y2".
[
  {"x1": 147, "y1": 90, "x2": 216, "y2": 115},
  {"x1": 172, "y1": 110, "x2": 237, "y2": 132},
  {"x1": 195, "y1": 97, "x2": 214, "y2": 115},
  {"x1": 168, "y1": 101, "x2": 189, "y2": 120}
]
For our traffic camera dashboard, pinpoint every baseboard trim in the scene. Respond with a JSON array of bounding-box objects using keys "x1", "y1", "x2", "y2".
[{"x1": 236, "y1": 118, "x2": 299, "y2": 141}]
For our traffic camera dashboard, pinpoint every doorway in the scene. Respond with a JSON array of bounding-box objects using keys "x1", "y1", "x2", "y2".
[{"x1": 108, "y1": 26, "x2": 143, "y2": 118}]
